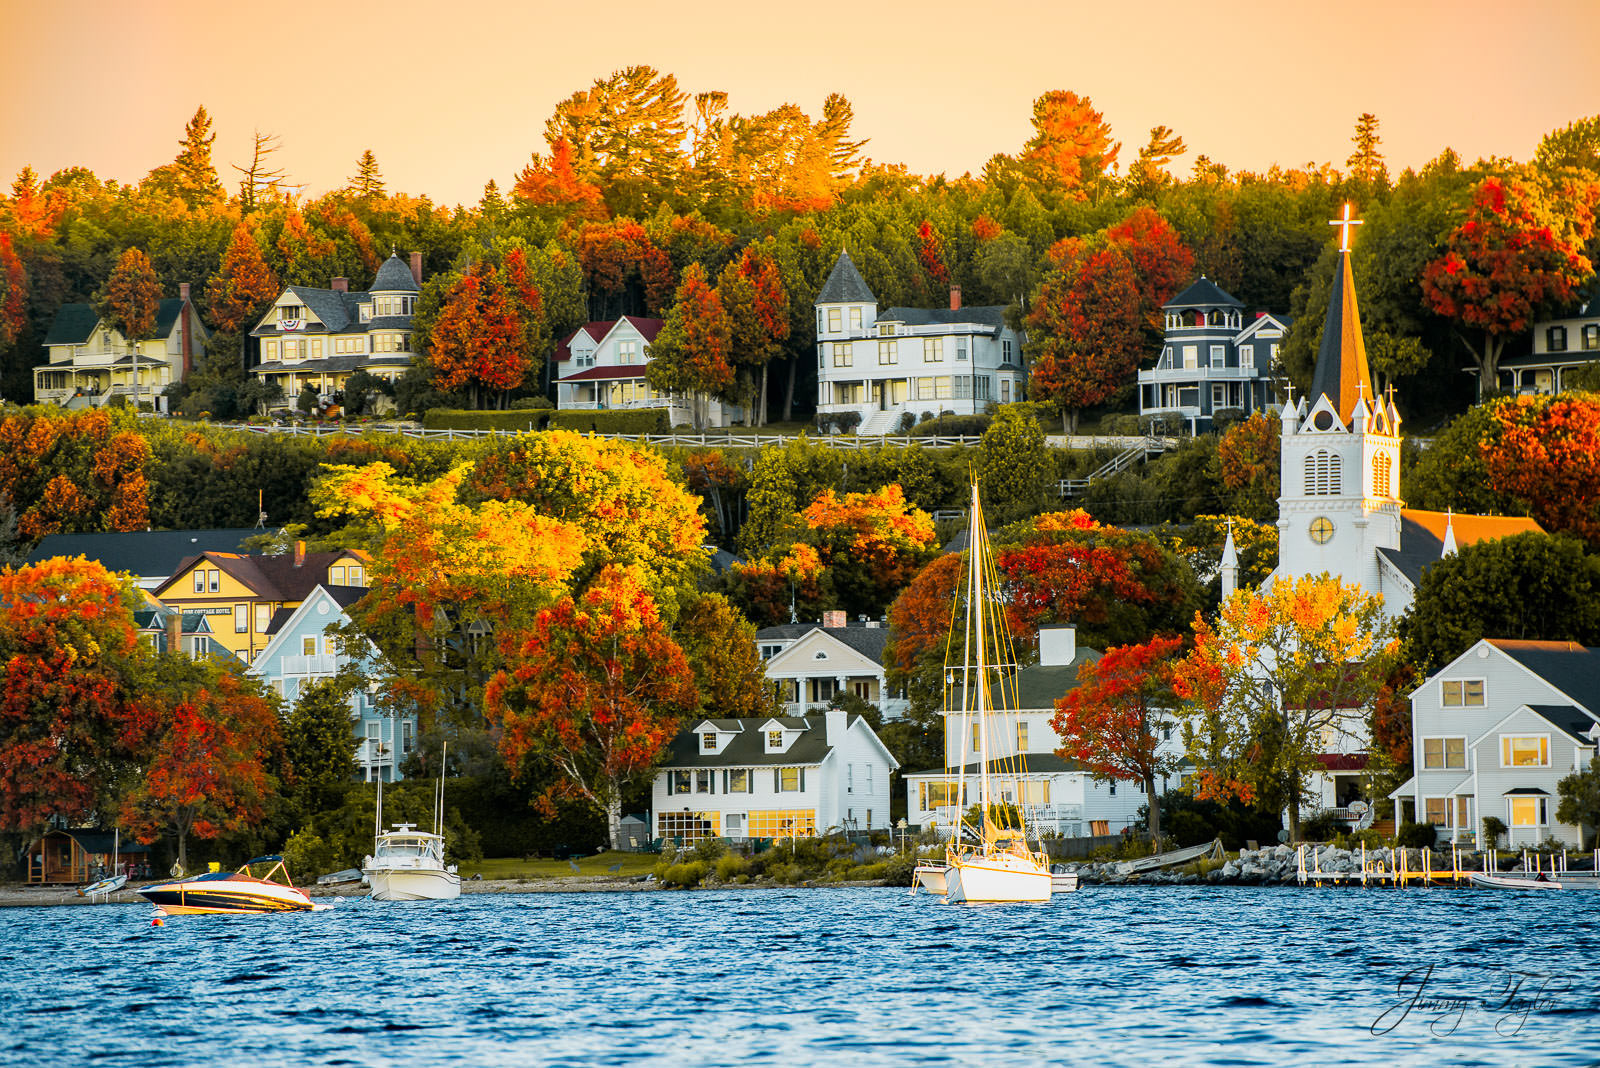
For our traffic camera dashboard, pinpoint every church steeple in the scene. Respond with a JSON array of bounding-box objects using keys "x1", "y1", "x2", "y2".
[{"x1": 1308, "y1": 206, "x2": 1375, "y2": 424}]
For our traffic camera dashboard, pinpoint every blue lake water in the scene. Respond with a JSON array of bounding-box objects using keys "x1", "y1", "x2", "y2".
[{"x1": 6, "y1": 886, "x2": 1599, "y2": 1066}]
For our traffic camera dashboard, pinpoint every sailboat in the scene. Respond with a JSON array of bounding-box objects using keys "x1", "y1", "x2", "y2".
[
  {"x1": 363, "y1": 738, "x2": 461, "y2": 901},
  {"x1": 78, "y1": 828, "x2": 128, "y2": 902},
  {"x1": 933, "y1": 480, "x2": 1054, "y2": 904}
]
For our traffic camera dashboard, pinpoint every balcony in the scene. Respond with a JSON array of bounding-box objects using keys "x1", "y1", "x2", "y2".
[
  {"x1": 1138, "y1": 364, "x2": 1263, "y2": 384},
  {"x1": 281, "y1": 653, "x2": 338, "y2": 676}
]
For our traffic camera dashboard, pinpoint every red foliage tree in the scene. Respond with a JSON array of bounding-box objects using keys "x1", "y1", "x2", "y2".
[
  {"x1": 717, "y1": 243, "x2": 790, "y2": 424},
  {"x1": 646, "y1": 263, "x2": 733, "y2": 428},
  {"x1": 1422, "y1": 175, "x2": 1596, "y2": 389},
  {"x1": 916, "y1": 219, "x2": 950, "y2": 288},
  {"x1": 425, "y1": 254, "x2": 546, "y2": 408},
  {"x1": 1481, "y1": 392, "x2": 1600, "y2": 548},
  {"x1": 514, "y1": 138, "x2": 608, "y2": 220},
  {"x1": 486, "y1": 566, "x2": 701, "y2": 849},
  {"x1": 1104, "y1": 206, "x2": 1196, "y2": 326},
  {"x1": 1026, "y1": 241, "x2": 1144, "y2": 432},
  {"x1": 0, "y1": 559, "x2": 153, "y2": 836},
  {"x1": 575, "y1": 219, "x2": 675, "y2": 317},
  {"x1": 0, "y1": 232, "x2": 28, "y2": 348},
  {"x1": 1051, "y1": 636, "x2": 1185, "y2": 841}
]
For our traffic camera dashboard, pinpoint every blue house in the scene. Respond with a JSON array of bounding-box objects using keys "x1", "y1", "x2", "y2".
[
  {"x1": 1137, "y1": 277, "x2": 1287, "y2": 432},
  {"x1": 248, "y1": 584, "x2": 417, "y2": 782}
]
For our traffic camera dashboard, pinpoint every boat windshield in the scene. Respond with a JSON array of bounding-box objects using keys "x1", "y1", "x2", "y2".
[{"x1": 374, "y1": 838, "x2": 435, "y2": 858}]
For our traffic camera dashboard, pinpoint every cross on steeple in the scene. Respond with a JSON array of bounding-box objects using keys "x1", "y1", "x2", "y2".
[{"x1": 1329, "y1": 203, "x2": 1364, "y2": 252}]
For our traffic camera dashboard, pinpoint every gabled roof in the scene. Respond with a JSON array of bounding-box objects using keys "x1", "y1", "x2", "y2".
[
  {"x1": 25, "y1": 528, "x2": 261, "y2": 580},
  {"x1": 43, "y1": 299, "x2": 192, "y2": 346},
  {"x1": 151, "y1": 298, "x2": 189, "y2": 339},
  {"x1": 947, "y1": 653, "x2": 1105, "y2": 713},
  {"x1": 1377, "y1": 510, "x2": 1546, "y2": 588},
  {"x1": 1524, "y1": 704, "x2": 1600, "y2": 743},
  {"x1": 1164, "y1": 277, "x2": 1242, "y2": 310},
  {"x1": 156, "y1": 549, "x2": 367, "y2": 602},
  {"x1": 253, "y1": 584, "x2": 373, "y2": 662},
  {"x1": 659, "y1": 715, "x2": 835, "y2": 768},
  {"x1": 369, "y1": 253, "x2": 419, "y2": 293},
  {"x1": 817, "y1": 250, "x2": 876, "y2": 304},
  {"x1": 882, "y1": 306, "x2": 1008, "y2": 333},
  {"x1": 554, "y1": 317, "x2": 664, "y2": 362},
  {"x1": 1488, "y1": 641, "x2": 1600, "y2": 716},
  {"x1": 286, "y1": 285, "x2": 357, "y2": 332},
  {"x1": 758, "y1": 623, "x2": 891, "y2": 667},
  {"x1": 1308, "y1": 250, "x2": 1374, "y2": 423}
]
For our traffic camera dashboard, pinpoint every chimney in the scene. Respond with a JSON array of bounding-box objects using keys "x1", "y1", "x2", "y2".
[
  {"x1": 1039, "y1": 624, "x2": 1077, "y2": 667},
  {"x1": 331, "y1": 277, "x2": 348, "y2": 293},
  {"x1": 409, "y1": 251, "x2": 423, "y2": 285},
  {"x1": 825, "y1": 705, "x2": 847, "y2": 748},
  {"x1": 293, "y1": 539, "x2": 306, "y2": 567},
  {"x1": 949, "y1": 285, "x2": 961, "y2": 311},
  {"x1": 165, "y1": 611, "x2": 181, "y2": 654},
  {"x1": 822, "y1": 609, "x2": 847, "y2": 629},
  {"x1": 178, "y1": 282, "x2": 193, "y2": 378}
]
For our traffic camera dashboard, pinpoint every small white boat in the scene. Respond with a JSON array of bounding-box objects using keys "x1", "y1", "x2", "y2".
[
  {"x1": 1050, "y1": 867, "x2": 1080, "y2": 893},
  {"x1": 1471, "y1": 872, "x2": 1564, "y2": 890},
  {"x1": 137, "y1": 856, "x2": 328, "y2": 914},
  {"x1": 913, "y1": 863, "x2": 947, "y2": 895},
  {"x1": 78, "y1": 873, "x2": 127, "y2": 901},
  {"x1": 364, "y1": 825, "x2": 461, "y2": 901}
]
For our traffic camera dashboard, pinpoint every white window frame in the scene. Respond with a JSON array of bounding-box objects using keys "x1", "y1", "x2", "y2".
[
  {"x1": 1420, "y1": 736, "x2": 1467, "y2": 770},
  {"x1": 1441, "y1": 679, "x2": 1486, "y2": 707},
  {"x1": 1499, "y1": 734, "x2": 1550, "y2": 769}
]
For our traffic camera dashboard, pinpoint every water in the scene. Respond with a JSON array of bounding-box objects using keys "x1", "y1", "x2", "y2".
[{"x1": 7, "y1": 886, "x2": 1599, "y2": 1066}]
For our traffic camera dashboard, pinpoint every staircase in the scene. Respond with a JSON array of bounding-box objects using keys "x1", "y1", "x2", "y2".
[
  {"x1": 858, "y1": 409, "x2": 903, "y2": 435},
  {"x1": 1057, "y1": 435, "x2": 1172, "y2": 497}
]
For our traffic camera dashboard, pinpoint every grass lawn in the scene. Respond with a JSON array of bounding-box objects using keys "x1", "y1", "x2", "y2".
[{"x1": 459, "y1": 851, "x2": 658, "y2": 881}]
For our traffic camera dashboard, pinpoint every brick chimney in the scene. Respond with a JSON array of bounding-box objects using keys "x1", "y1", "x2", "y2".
[
  {"x1": 409, "y1": 252, "x2": 423, "y2": 285},
  {"x1": 293, "y1": 539, "x2": 306, "y2": 567},
  {"x1": 949, "y1": 285, "x2": 961, "y2": 311},
  {"x1": 822, "y1": 609, "x2": 847, "y2": 629},
  {"x1": 178, "y1": 282, "x2": 193, "y2": 378},
  {"x1": 332, "y1": 277, "x2": 348, "y2": 293},
  {"x1": 165, "y1": 611, "x2": 181, "y2": 654}
]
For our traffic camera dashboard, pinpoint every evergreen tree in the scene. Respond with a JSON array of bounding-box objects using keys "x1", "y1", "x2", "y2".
[{"x1": 349, "y1": 149, "x2": 386, "y2": 201}]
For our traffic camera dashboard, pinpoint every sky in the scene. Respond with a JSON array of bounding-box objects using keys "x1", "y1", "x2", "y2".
[{"x1": 3, "y1": 0, "x2": 1597, "y2": 208}]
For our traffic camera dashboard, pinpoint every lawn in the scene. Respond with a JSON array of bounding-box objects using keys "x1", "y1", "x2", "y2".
[{"x1": 459, "y1": 851, "x2": 658, "y2": 881}]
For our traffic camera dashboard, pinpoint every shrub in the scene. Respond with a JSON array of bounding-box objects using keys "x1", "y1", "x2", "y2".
[
  {"x1": 656, "y1": 860, "x2": 708, "y2": 888},
  {"x1": 1397, "y1": 821, "x2": 1438, "y2": 849},
  {"x1": 693, "y1": 837, "x2": 729, "y2": 863},
  {"x1": 713, "y1": 853, "x2": 748, "y2": 882},
  {"x1": 509, "y1": 396, "x2": 555, "y2": 410},
  {"x1": 281, "y1": 829, "x2": 336, "y2": 880},
  {"x1": 897, "y1": 411, "x2": 917, "y2": 433},
  {"x1": 1480, "y1": 816, "x2": 1508, "y2": 850},
  {"x1": 1347, "y1": 829, "x2": 1386, "y2": 850},
  {"x1": 881, "y1": 853, "x2": 916, "y2": 887},
  {"x1": 763, "y1": 861, "x2": 801, "y2": 885},
  {"x1": 1139, "y1": 413, "x2": 1183, "y2": 436},
  {"x1": 913, "y1": 413, "x2": 991, "y2": 437},
  {"x1": 422, "y1": 409, "x2": 546, "y2": 432},
  {"x1": 1210, "y1": 407, "x2": 1247, "y2": 431},
  {"x1": 546, "y1": 409, "x2": 668, "y2": 434},
  {"x1": 1100, "y1": 414, "x2": 1142, "y2": 436},
  {"x1": 919, "y1": 410, "x2": 935, "y2": 423},
  {"x1": 1300, "y1": 812, "x2": 1343, "y2": 842},
  {"x1": 816, "y1": 410, "x2": 863, "y2": 434}
]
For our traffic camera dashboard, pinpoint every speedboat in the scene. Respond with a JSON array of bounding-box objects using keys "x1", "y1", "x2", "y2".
[
  {"x1": 137, "y1": 856, "x2": 325, "y2": 914},
  {"x1": 363, "y1": 824, "x2": 461, "y2": 901},
  {"x1": 1470, "y1": 871, "x2": 1563, "y2": 890}
]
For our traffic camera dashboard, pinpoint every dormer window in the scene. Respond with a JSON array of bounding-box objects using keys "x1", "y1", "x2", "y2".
[
  {"x1": 280, "y1": 305, "x2": 304, "y2": 322},
  {"x1": 767, "y1": 730, "x2": 784, "y2": 749},
  {"x1": 575, "y1": 347, "x2": 596, "y2": 369},
  {"x1": 878, "y1": 323, "x2": 896, "y2": 337},
  {"x1": 702, "y1": 732, "x2": 718, "y2": 753},
  {"x1": 359, "y1": 304, "x2": 372, "y2": 323}
]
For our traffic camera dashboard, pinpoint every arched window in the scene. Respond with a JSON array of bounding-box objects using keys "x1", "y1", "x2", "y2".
[
  {"x1": 1372, "y1": 451, "x2": 1392, "y2": 498},
  {"x1": 1304, "y1": 450, "x2": 1342, "y2": 495}
]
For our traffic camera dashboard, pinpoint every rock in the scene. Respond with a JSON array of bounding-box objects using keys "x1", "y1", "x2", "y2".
[{"x1": 1222, "y1": 860, "x2": 1240, "y2": 878}]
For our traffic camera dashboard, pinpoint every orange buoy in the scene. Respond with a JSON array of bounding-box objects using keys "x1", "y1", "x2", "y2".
[{"x1": 151, "y1": 909, "x2": 167, "y2": 927}]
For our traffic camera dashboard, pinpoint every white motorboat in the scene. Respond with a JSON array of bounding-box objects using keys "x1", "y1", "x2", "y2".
[
  {"x1": 78, "y1": 873, "x2": 127, "y2": 901},
  {"x1": 935, "y1": 481, "x2": 1054, "y2": 904},
  {"x1": 137, "y1": 856, "x2": 327, "y2": 914},
  {"x1": 913, "y1": 863, "x2": 948, "y2": 895},
  {"x1": 1470, "y1": 871, "x2": 1564, "y2": 890},
  {"x1": 363, "y1": 741, "x2": 461, "y2": 901}
]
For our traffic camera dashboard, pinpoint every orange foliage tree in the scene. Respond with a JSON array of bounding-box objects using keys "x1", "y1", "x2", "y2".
[
  {"x1": 513, "y1": 138, "x2": 608, "y2": 220},
  {"x1": 646, "y1": 263, "x2": 733, "y2": 429},
  {"x1": 205, "y1": 222, "x2": 280, "y2": 368},
  {"x1": 424, "y1": 251, "x2": 547, "y2": 408},
  {"x1": 0, "y1": 559, "x2": 153, "y2": 836},
  {"x1": 99, "y1": 247, "x2": 162, "y2": 405},
  {"x1": 575, "y1": 219, "x2": 675, "y2": 317},
  {"x1": 1051, "y1": 636, "x2": 1186, "y2": 841},
  {"x1": 1215, "y1": 411, "x2": 1282, "y2": 519},
  {"x1": 1480, "y1": 392, "x2": 1600, "y2": 548},
  {"x1": 800, "y1": 483, "x2": 937, "y2": 617},
  {"x1": 1020, "y1": 90, "x2": 1120, "y2": 199},
  {"x1": 717, "y1": 243, "x2": 790, "y2": 424},
  {"x1": 486, "y1": 565, "x2": 700, "y2": 849},
  {"x1": 0, "y1": 410, "x2": 151, "y2": 538},
  {"x1": 120, "y1": 662, "x2": 282, "y2": 873},
  {"x1": 0, "y1": 232, "x2": 28, "y2": 349}
]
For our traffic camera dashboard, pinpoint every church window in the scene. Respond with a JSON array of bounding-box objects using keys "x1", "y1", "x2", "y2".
[
  {"x1": 1546, "y1": 326, "x2": 1567, "y2": 352},
  {"x1": 1304, "y1": 451, "x2": 1342, "y2": 495},
  {"x1": 1308, "y1": 516, "x2": 1334, "y2": 545},
  {"x1": 1372, "y1": 452, "x2": 1392, "y2": 497}
]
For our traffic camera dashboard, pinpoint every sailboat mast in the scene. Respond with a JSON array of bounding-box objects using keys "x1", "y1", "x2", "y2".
[
  {"x1": 970, "y1": 482, "x2": 991, "y2": 818},
  {"x1": 437, "y1": 741, "x2": 448, "y2": 835}
]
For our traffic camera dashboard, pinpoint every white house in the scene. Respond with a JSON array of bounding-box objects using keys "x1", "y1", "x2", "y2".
[
  {"x1": 813, "y1": 250, "x2": 1024, "y2": 435},
  {"x1": 248, "y1": 584, "x2": 418, "y2": 782},
  {"x1": 1391, "y1": 639, "x2": 1600, "y2": 848},
  {"x1": 554, "y1": 316, "x2": 743, "y2": 427},
  {"x1": 1483, "y1": 298, "x2": 1600, "y2": 397},
  {"x1": 903, "y1": 625, "x2": 1186, "y2": 839},
  {"x1": 756, "y1": 611, "x2": 907, "y2": 721},
  {"x1": 649, "y1": 708, "x2": 900, "y2": 841},
  {"x1": 1137, "y1": 277, "x2": 1287, "y2": 433},
  {"x1": 34, "y1": 285, "x2": 208, "y2": 410}
]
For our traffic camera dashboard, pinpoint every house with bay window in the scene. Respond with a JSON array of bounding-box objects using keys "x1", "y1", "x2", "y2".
[
  {"x1": 813, "y1": 251, "x2": 1024, "y2": 436},
  {"x1": 249, "y1": 584, "x2": 415, "y2": 782},
  {"x1": 1392, "y1": 639, "x2": 1600, "y2": 848},
  {"x1": 554, "y1": 316, "x2": 743, "y2": 427},
  {"x1": 249, "y1": 252, "x2": 421, "y2": 410},
  {"x1": 1137, "y1": 277, "x2": 1286, "y2": 433},
  {"x1": 35, "y1": 284, "x2": 208, "y2": 410},
  {"x1": 1481, "y1": 298, "x2": 1600, "y2": 397},
  {"x1": 649, "y1": 708, "x2": 898, "y2": 841}
]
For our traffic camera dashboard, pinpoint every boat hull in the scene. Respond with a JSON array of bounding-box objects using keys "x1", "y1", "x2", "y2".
[
  {"x1": 365, "y1": 866, "x2": 461, "y2": 901},
  {"x1": 1470, "y1": 873, "x2": 1563, "y2": 891},
  {"x1": 1051, "y1": 870, "x2": 1080, "y2": 894},
  {"x1": 913, "y1": 864, "x2": 948, "y2": 895},
  {"x1": 137, "y1": 876, "x2": 315, "y2": 914},
  {"x1": 946, "y1": 856, "x2": 1052, "y2": 903}
]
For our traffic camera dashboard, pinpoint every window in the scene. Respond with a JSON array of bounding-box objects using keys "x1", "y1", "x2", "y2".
[
  {"x1": 923, "y1": 338, "x2": 943, "y2": 363},
  {"x1": 575, "y1": 347, "x2": 595, "y2": 369},
  {"x1": 767, "y1": 730, "x2": 783, "y2": 749},
  {"x1": 1583, "y1": 324, "x2": 1599, "y2": 351},
  {"x1": 280, "y1": 305, "x2": 304, "y2": 323},
  {"x1": 208, "y1": 569, "x2": 220, "y2": 592},
  {"x1": 255, "y1": 604, "x2": 271, "y2": 634},
  {"x1": 917, "y1": 377, "x2": 934, "y2": 401},
  {"x1": 1182, "y1": 345, "x2": 1198, "y2": 369},
  {"x1": 1547, "y1": 326, "x2": 1568, "y2": 352},
  {"x1": 851, "y1": 680, "x2": 873, "y2": 701},
  {"x1": 975, "y1": 376, "x2": 992, "y2": 402},
  {"x1": 847, "y1": 764, "x2": 854, "y2": 793},
  {"x1": 811, "y1": 678, "x2": 837, "y2": 703},
  {"x1": 956, "y1": 338, "x2": 968, "y2": 361},
  {"x1": 776, "y1": 767, "x2": 803, "y2": 792},
  {"x1": 310, "y1": 338, "x2": 323, "y2": 359},
  {"x1": 1002, "y1": 339, "x2": 1014, "y2": 365},
  {"x1": 1424, "y1": 797, "x2": 1449, "y2": 826},
  {"x1": 1304, "y1": 451, "x2": 1343, "y2": 495},
  {"x1": 402, "y1": 720, "x2": 414, "y2": 754},
  {"x1": 1000, "y1": 379, "x2": 1011, "y2": 403},
  {"x1": 234, "y1": 605, "x2": 248, "y2": 633},
  {"x1": 331, "y1": 565, "x2": 346, "y2": 584},
  {"x1": 1108, "y1": 781, "x2": 1117, "y2": 796},
  {"x1": 878, "y1": 341, "x2": 897, "y2": 365},
  {"x1": 1373, "y1": 452, "x2": 1393, "y2": 498},
  {"x1": 1501, "y1": 736, "x2": 1549, "y2": 768},
  {"x1": 817, "y1": 309, "x2": 825, "y2": 334},
  {"x1": 348, "y1": 565, "x2": 364, "y2": 586},
  {"x1": 849, "y1": 307, "x2": 862, "y2": 330},
  {"x1": 747, "y1": 810, "x2": 814, "y2": 838},
  {"x1": 373, "y1": 333, "x2": 411, "y2": 354},
  {"x1": 760, "y1": 643, "x2": 783, "y2": 660},
  {"x1": 702, "y1": 733, "x2": 717, "y2": 753},
  {"x1": 302, "y1": 637, "x2": 317, "y2": 656},
  {"x1": 670, "y1": 770, "x2": 693, "y2": 794},
  {"x1": 1509, "y1": 796, "x2": 1546, "y2": 827},
  {"x1": 618, "y1": 341, "x2": 638, "y2": 364},
  {"x1": 695, "y1": 770, "x2": 714, "y2": 794},
  {"x1": 1210, "y1": 344, "x2": 1226, "y2": 368},
  {"x1": 1241, "y1": 343, "x2": 1255, "y2": 370},
  {"x1": 878, "y1": 323, "x2": 896, "y2": 337},
  {"x1": 727, "y1": 769, "x2": 751, "y2": 793},
  {"x1": 1422, "y1": 737, "x2": 1466, "y2": 770},
  {"x1": 827, "y1": 308, "x2": 841, "y2": 332},
  {"x1": 193, "y1": 571, "x2": 205, "y2": 593},
  {"x1": 1441, "y1": 679, "x2": 1485, "y2": 707},
  {"x1": 1017, "y1": 722, "x2": 1029, "y2": 750},
  {"x1": 832, "y1": 343, "x2": 853, "y2": 368},
  {"x1": 920, "y1": 782, "x2": 962, "y2": 808},
  {"x1": 657, "y1": 811, "x2": 719, "y2": 841}
]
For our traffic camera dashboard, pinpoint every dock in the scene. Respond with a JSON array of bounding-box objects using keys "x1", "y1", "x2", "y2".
[{"x1": 1297, "y1": 844, "x2": 1600, "y2": 887}]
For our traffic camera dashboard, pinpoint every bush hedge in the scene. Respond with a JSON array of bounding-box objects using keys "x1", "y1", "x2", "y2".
[
  {"x1": 913, "y1": 413, "x2": 991, "y2": 437},
  {"x1": 422, "y1": 409, "x2": 548, "y2": 432},
  {"x1": 546, "y1": 409, "x2": 669, "y2": 434}
]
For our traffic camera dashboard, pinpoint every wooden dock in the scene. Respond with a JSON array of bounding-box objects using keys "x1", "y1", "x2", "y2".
[{"x1": 1296, "y1": 845, "x2": 1599, "y2": 887}]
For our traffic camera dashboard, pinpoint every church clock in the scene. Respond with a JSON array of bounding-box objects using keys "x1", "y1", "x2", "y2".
[{"x1": 1309, "y1": 516, "x2": 1334, "y2": 544}]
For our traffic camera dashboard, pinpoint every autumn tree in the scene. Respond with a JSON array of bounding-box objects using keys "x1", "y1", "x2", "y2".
[
  {"x1": 486, "y1": 566, "x2": 701, "y2": 849},
  {"x1": 121, "y1": 659, "x2": 282, "y2": 873},
  {"x1": 0, "y1": 410, "x2": 152, "y2": 537},
  {"x1": 647, "y1": 263, "x2": 733, "y2": 429},
  {"x1": 144, "y1": 105, "x2": 224, "y2": 208},
  {"x1": 205, "y1": 223, "x2": 280, "y2": 371},
  {"x1": 1172, "y1": 574, "x2": 1400, "y2": 841},
  {"x1": 348, "y1": 149, "x2": 386, "y2": 201},
  {"x1": 513, "y1": 138, "x2": 607, "y2": 220},
  {"x1": 1020, "y1": 90, "x2": 1120, "y2": 200},
  {"x1": 0, "y1": 233, "x2": 28, "y2": 351},
  {"x1": 1052, "y1": 636, "x2": 1185, "y2": 842},
  {"x1": 0, "y1": 559, "x2": 152, "y2": 837},
  {"x1": 545, "y1": 65, "x2": 689, "y2": 216},
  {"x1": 232, "y1": 129, "x2": 286, "y2": 213},
  {"x1": 1534, "y1": 116, "x2": 1600, "y2": 177},
  {"x1": 1213, "y1": 411, "x2": 1281, "y2": 520},
  {"x1": 575, "y1": 219, "x2": 676, "y2": 318},
  {"x1": 795, "y1": 484, "x2": 938, "y2": 618},
  {"x1": 717, "y1": 244, "x2": 790, "y2": 424},
  {"x1": 1126, "y1": 125, "x2": 1187, "y2": 199},
  {"x1": 422, "y1": 252, "x2": 546, "y2": 408},
  {"x1": 1422, "y1": 175, "x2": 1596, "y2": 391},
  {"x1": 675, "y1": 593, "x2": 781, "y2": 719},
  {"x1": 1479, "y1": 392, "x2": 1600, "y2": 548},
  {"x1": 98, "y1": 247, "x2": 162, "y2": 407}
]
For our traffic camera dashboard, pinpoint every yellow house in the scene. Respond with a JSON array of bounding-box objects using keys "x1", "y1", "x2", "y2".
[
  {"x1": 152, "y1": 544, "x2": 370, "y2": 663},
  {"x1": 34, "y1": 284, "x2": 208, "y2": 411}
]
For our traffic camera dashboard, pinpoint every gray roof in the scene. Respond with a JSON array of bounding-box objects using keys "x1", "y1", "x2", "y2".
[
  {"x1": 950, "y1": 653, "x2": 1105, "y2": 712},
  {"x1": 264, "y1": 584, "x2": 366, "y2": 636},
  {"x1": 1524, "y1": 704, "x2": 1600, "y2": 743},
  {"x1": 370, "y1": 254, "x2": 419, "y2": 293},
  {"x1": 255, "y1": 354, "x2": 371, "y2": 375},
  {"x1": 817, "y1": 250, "x2": 876, "y2": 304},
  {"x1": 1375, "y1": 514, "x2": 1449, "y2": 589},
  {"x1": 43, "y1": 299, "x2": 191, "y2": 346},
  {"x1": 25, "y1": 528, "x2": 260, "y2": 578},
  {"x1": 882, "y1": 306, "x2": 1007, "y2": 334},
  {"x1": 659, "y1": 715, "x2": 844, "y2": 768},
  {"x1": 754, "y1": 623, "x2": 891, "y2": 664},
  {"x1": 1165, "y1": 277, "x2": 1242, "y2": 309},
  {"x1": 1491, "y1": 642, "x2": 1600, "y2": 716},
  {"x1": 906, "y1": 753, "x2": 1088, "y2": 777}
]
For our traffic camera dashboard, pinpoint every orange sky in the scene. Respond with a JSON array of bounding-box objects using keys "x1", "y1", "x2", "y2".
[{"x1": 3, "y1": 0, "x2": 1596, "y2": 207}]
